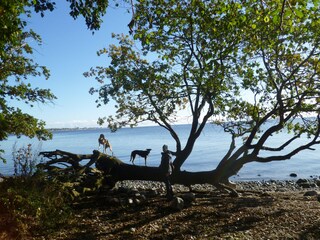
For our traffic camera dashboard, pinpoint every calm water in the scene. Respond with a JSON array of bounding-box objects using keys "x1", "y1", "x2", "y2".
[{"x1": 0, "y1": 124, "x2": 319, "y2": 180}]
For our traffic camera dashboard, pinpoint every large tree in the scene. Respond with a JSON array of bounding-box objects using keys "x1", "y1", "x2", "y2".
[
  {"x1": 84, "y1": 0, "x2": 320, "y2": 193},
  {"x1": 0, "y1": 0, "x2": 110, "y2": 162}
]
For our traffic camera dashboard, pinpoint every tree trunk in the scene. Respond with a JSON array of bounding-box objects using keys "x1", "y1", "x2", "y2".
[
  {"x1": 96, "y1": 153, "x2": 238, "y2": 195},
  {"x1": 39, "y1": 150, "x2": 239, "y2": 196}
]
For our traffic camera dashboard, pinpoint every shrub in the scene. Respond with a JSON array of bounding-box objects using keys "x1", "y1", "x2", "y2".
[
  {"x1": 0, "y1": 174, "x2": 73, "y2": 238},
  {"x1": 12, "y1": 142, "x2": 42, "y2": 177}
]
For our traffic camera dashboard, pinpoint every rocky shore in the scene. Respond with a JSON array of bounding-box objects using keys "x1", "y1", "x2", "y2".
[
  {"x1": 42, "y1": 177, "x2": 320, "y2": 240},
  {"x1": 114, "y1": 177, "x2": 320, "y2": 194},
  {"x1": 97, "y1": 178, "x2": 320, "y2": 212}
]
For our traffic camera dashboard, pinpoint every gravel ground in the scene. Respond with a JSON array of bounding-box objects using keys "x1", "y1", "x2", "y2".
[{"x1": 37, "y1": 178, "x2": 320, "y2": 240}]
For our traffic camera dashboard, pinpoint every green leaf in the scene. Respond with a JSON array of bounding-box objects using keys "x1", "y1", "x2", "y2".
[{"x1": 295, "y1": 9, "x2": 304, "y2": 18}]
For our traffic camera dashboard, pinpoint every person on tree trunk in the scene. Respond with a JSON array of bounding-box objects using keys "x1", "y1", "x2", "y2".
[{"x1": 159, "y1": 144, "x2": 175, "y2": 200}]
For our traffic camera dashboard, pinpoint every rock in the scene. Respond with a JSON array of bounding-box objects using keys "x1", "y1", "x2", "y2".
[
  {"x1": 117, "y1": 186, "x2": 131, "y2": 193},
  {"x1": 140, "y1": 194, "x2": 147, "y2": 201},
  {"x1": 181, "y1": 192, "x2": 196, "y2": 204},
  {"x1": 148, "y1": 189, "x2": 159, "y2": 197},
  {"x1": 304, "y1": 191, "x2": 318, "y2": 197},
  {"x1": 290, "y1": 173, "x2": 297, "y2": 178},
  {"x1": 130, "y1": 188, "x2": 139, "y2": 195},
  {"x1": 171, "y1": 197, "x2": 184, "y2": 211},
  {"x1": 109, "y1": 197, "x2": 120, "y2": 204},
  {"x1": 296, "y1": 178, "x2": 308, "y2": 184},
  {"x1": 296, "y1": 179, "x2": 317, "y2": 188},
  {"x1": 134, "y1": 198, "x2": 141, "y2": 205}
]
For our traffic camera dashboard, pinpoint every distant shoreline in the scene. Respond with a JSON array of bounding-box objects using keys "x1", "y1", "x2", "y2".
[
  {"x1": 46, "y1": 123, "x2": 189, "y2": 132},
  {"x1": 47, "y1": 127, "x2": 107, "y2": 132}
]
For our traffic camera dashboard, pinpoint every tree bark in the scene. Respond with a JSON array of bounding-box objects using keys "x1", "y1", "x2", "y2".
[{"x1": 39, "y1": 149, "x2": 239, "y2": 196}]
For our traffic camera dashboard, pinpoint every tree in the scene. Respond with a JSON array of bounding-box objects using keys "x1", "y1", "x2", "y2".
[
  {"x1": 84, "y1": 0, "x2": 320, "y2": 194},
  {"x1": 0, "y1": 0, "x2": 56, "y2": 162},
  {"x1": 0, "y1": 0, "x2": 110, "y2": 162}
]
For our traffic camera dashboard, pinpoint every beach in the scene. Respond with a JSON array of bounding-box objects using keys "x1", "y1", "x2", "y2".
[{"x1": 30, "y1": 178, "x2": 320, "y2": 240}]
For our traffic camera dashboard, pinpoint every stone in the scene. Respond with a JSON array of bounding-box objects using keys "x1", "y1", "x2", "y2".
[
  {"x1": 303, "y1": 191, "x2": 318, "y2": 197},
  {"x1": 139, "y1": 194, "x2": 147, "y2": 201},
  {"x1": 134, "y1": 198, "x2": 141, "y2": 205},
  {"x1": 171, "y1": 197, "x2": 184, "y2": 211},
  {"x1": 148, "y1": 189, "x2": 159, "y2": 197},
  {"x1": 289, "y1": 173, "x2": 298, "y2": 178},
  {"x1": 109, "y1": 197, "x2": 120, "y2": 204},
  {"x1": 296, "y1": 179, "x2": 317, "y2": 188},
  {"x1": 181, "y1": 192, "x2": 196, "y2": 204}
]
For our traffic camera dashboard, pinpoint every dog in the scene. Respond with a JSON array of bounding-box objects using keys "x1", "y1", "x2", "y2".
[
  {"x1": 98, "y1": 134, "x2": 113, "y2": 155},
  {"x1": 130, "y1": 149, "x2": 152, "y2": 166}
]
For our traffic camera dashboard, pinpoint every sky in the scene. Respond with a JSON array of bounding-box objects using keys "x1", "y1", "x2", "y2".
[{"x1": 19, "y1": 2, "x2": 133, "y2": 128}]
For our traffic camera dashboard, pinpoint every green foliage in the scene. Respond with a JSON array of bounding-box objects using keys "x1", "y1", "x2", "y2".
[
  {"x1": 86, "y1": 1, "x2": 245, "y2": 130},
  {"x1": 66, "y1": 0, "x2": 109, "y2": 31},
  {"x1": 0, "y1": 174, "x2": 72, "y2": 237},
  {"x1": 0, "y1": 0, "x2": 114, "y2": 162},
  {"x1": 0, "y1": 0, "x2": 57, "y2": 162},
  {"x1": 87, "y1": 0, "x2": 320, "y2": 172},
  {"x1": 228, "y1": 1, "x2": 320, "y2": 132}
]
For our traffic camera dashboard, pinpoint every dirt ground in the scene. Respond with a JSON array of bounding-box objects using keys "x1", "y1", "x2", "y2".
[{"x1": 42, "y1": 188, "x2": 320, "y2": 240}]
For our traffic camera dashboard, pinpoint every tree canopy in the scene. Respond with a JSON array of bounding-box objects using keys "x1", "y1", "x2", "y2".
[
  {"x1": 0, "y1": 0, "x2": 111, "y2": 162},
  {"x1": 86, "y1": 0, "x2": 320, "y2": 184},
  {"x1": 0, "y1": 0, "x2": 55, "y2": 163}
]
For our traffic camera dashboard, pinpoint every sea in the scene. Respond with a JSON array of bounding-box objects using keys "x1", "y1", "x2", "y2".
[{"x1": 0, "y1": 123, "x2": 319, "y2": 181}]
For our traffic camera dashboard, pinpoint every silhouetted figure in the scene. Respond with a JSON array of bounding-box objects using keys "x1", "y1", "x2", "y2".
[{"x1": 159, "y1": 144, "x2": 175, "y2": 200}]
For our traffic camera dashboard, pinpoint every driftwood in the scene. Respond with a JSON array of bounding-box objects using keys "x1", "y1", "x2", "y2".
[
  {"x1": 38, "y1": 149, "x2": 163, "y2": 187},
  {"x1": 39, "y1": 149, "x2": 239, "y2": 196},
  {"x1": 38, "y1": 149, "x2": 129, "y2": 195},
  {"x1": 39, "y1": 150, "x2": 121, "y2": 174}
]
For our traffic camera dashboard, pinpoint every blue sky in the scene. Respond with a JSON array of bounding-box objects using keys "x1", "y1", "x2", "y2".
[{"x1": 21, "y1": 2, "x2": 132, "y2": 128}]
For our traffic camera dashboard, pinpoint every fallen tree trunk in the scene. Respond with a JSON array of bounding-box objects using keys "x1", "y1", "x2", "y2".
[{"x1": 39, "y1": 150, "x2": 238, "y2": 195}]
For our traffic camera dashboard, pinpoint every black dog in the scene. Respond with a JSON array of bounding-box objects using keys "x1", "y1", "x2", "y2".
[{"x1": 130, "y1": 149, "x2": 152, "y2": 166}]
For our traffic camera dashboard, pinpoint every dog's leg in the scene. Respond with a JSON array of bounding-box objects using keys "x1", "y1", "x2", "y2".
[
  {"x1": 103, "y1": 144, "x2": 106, "y2": 153},
  {"x1": 108, "y1": 147, "x2": 113, "y2": 156},
  {"x1": 109, "y1": 144, "x2": 113, "y2": 156},
  {"x1": 131, "y1": 154, "x2": 136, "y2": 165}
]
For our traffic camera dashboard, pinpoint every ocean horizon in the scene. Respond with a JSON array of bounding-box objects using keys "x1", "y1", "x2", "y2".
[{"x1": 0, "y1": 123, "x2": 319, "y2": 181}]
